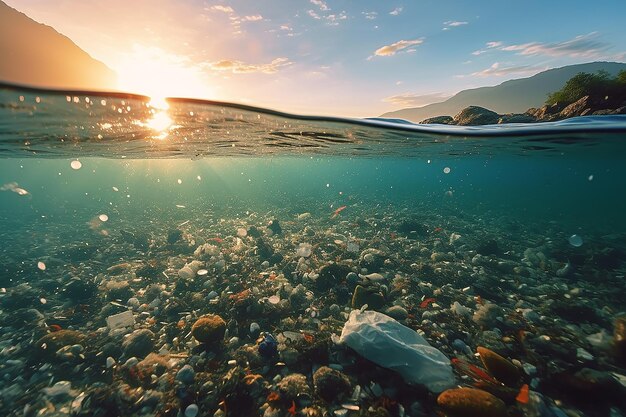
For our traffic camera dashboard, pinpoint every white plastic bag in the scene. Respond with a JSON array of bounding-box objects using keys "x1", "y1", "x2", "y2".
[{"x1": 339, "y1": 309, "x2": 455, "y2": 393}]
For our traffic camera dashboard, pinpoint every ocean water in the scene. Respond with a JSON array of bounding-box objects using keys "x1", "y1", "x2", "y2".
[{"x1": 1, "y1": 83, "x2": 626, "y2": 416}]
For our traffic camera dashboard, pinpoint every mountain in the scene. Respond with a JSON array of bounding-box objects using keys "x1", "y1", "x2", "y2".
[
  {"x1": 380, "y1": 62, "x2": 626, "y2": 122},
  {"x1": 0, "y1": 1, "x2": 116, "y2": 90}
]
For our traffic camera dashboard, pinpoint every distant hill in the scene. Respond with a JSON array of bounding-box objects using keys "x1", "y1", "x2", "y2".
[
  {"x1": 0, "y1": 1, "x2": 116, "y2": 90},
  {"x1": 380, "y1": 62, "x2": 626, "y2": 122}
]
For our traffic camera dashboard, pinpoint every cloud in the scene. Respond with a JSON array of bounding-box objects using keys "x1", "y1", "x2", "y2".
[
  {"x1": 210, "y1": 5, "x2": 234, "y2": 13},
  {"x1": 363, "y1": 11, "x2": 378, "y2": 20},
  {"x1": 500, "y1": 32, "x2": 610, "y2": 58},
  {"x1": 443, "y1": 20, "x2": 468, "y2": 30},
  {"x1": 374, "y1": 39, "x2": 424, "y2": 57},
  {"x1": 389, "y1": 7, "x2": 403, "y2": 16},
  {"x1": 486, "y1": 41, "x2": 503, "y2": 48},
  {"x1": 242, "y1": 15, "x2": 263, "y2": 22},
  {"x1": 467, "y1": 62, "x2": 545, "y2": 78},
  {"x1": 383, "y1": 92, "x2": 452, "y2": 107},
  {"x1": 310, "y1": 0, "x2": 330, "y2": 11},
  {"x1": 207, "y1": 57, "x2": 292, "y2": 74}
]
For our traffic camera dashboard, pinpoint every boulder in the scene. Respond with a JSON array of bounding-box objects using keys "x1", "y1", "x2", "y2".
[
  {"x1": 559, "y1": 95, "x2": 592, "y2": 119},
  {"x1": 498, "y1": 114, "x2": 536, "y2": 124},
  {"x1": 420, "y1": 115, "x2": 455, "y2": 125},
  {"x1": 453, "y1": 106, "x2": 499, "y2": 126}
]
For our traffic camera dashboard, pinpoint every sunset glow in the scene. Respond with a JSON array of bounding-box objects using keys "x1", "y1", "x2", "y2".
[{"x1": 114, "y1": 44, "x2": 215, "y2": 103}]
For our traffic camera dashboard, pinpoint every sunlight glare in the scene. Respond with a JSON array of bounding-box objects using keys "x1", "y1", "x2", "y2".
[{"x1": 114, "y1": 44, "x2": 214, "y2": 101}]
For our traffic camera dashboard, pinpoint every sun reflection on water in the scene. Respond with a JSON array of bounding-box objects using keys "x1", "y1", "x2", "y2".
[{"x1": 144, "y1": 98, "x2": 172, "y2": 140}]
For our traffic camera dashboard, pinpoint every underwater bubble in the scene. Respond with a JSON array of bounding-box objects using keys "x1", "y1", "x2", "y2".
[
  {"x1": 112, "y1": 186, "x2": 119, "y2": 192},
  {"x1": 443, "y1": 167, "x2": 451, "y2": 174},
  {"x1": 177, "y1": 179, "x2": 182, "y2": 184},
  {"x1": 569, "y1": 234, "x2": 583, "y2": 247},
  {"x1": 588, "y1": 175, "x2": 594, "y2": 181},
  {"x1": 98, "y1": 214, "x2": 109, "y2": 222},
  {"x1": 70, "y1": 160, "x2": 82, "y2": 170},
  {"x1": 37, "y1": 261, "x2": 46, "y2": 271}
]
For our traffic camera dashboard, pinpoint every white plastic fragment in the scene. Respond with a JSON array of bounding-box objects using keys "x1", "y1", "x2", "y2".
[
  {"x1": 338, "y1": 310, "x2": 454, "y2": 393},
  {"x1": 106, "y1": 310, "x2": 135, "y2": 330}
]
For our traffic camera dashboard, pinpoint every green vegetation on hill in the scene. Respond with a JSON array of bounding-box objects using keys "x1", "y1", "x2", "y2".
[{"x1": 546, "y1": 70, "x2": 626, "y2": 106}]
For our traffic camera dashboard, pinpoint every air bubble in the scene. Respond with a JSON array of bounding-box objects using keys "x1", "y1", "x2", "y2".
[{"x1": 70, "y1": 160, "x2": 82, "y2": 170}]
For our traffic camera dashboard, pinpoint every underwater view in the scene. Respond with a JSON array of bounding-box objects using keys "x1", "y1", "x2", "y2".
[
  {"x1": 3, "y1": 1, "x2": 626, "y2": 417},
  {"x1": 1, "y1": 84, "x2": 626, "y2": 417}
]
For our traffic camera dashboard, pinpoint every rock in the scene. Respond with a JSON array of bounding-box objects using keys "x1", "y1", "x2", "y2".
[
  {"x1": 36, "y1": 330, "x2": 85, "y2": 356},
  {"x1": 313, "y1": 366, "x2": 351, "y2": 402},
  {"x1": 339, "y1": 310, "x2": 454, "y2": 392},
  {"x1": 191, "y1": 314, "x2": 226, "y2": 344},
  {"x1": 498, "y1": 114, "x2": 536, "y2": 124},
  {"x1": 63, "y1": 277, "x2": 97, "y2": 301},
  {"x1": 385, "y1": 305, "x2": 408, "y2": 320},
  {"x1": 317, "y1": 263, "x2": 351, "y2": 291},
  {"x1": 247, "y1": 226, "x2": 262, "y2": 238},
  {"x1": 176, "y1": 364, "x2": 195, "y2": 384},
  {"x1": 268, "y1": 219, "x2": 282, "y2": 235},
  {"x1": 420, "y1": 115, "x2": 455, "y2": 125},
  {"x1": 43, "y1": 381, "x2": 73, "y2": 398},
  {"x1": 472, "y1": 303, "x2": 502, "y2": 328},
  {"x1": 437, "y1": 388, "x2": 507, "y2": 417},
  {"x1": 249, "y1": 322, "x2": 261, "y2": 337},
  {"x1": 359, "y1": 248, "x2": 387, "y2": 271},
  {"x1": 453, "y1": 106, "x2": 499, "y2": 126},
  {"x1": 105, "y1": 280, "x2": 133, "y2": 301},
  {"x1": 477, "y1": 347, "x2": 522, "y2": 388},
  {"x1": 277, "y1": 373, "x2": 311, "y2": 402},
  {"x1": 477, "y1": 239, "x2": 500, "y2": 256},
  {"x1": 185, "y1": 404, "x2": 199, "y2": 417},
  {"x1": 122, "y1": 329, "x2": 155, "y2": 358},
  {"x1": 167, "y1": 229, "x2": 183, "y2": 244},
  {"x1": 614, "y1": 315, "x2": 626, "y2": 365},
  {"x1": 351, "y1": 285, "x2": 385, "y2": 310},
  {"x1": 559, "y1": 95, "x2": 592, "y2": 118},
  {"x1": 555, "y1": 368, "x2": 623, "y2": 402}
]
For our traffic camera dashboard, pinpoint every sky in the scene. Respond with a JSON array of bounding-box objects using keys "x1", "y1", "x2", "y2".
[{"x1": 6, "y1": 0, "x2": 626, "y2": 117}]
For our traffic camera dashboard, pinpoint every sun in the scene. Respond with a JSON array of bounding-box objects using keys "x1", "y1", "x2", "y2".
[{"x1": 113, "y1": 44, "x2": 215, "y2": 103}]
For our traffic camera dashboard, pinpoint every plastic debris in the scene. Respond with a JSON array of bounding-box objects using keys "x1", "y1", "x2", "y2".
[
  {"x1": 338, "y1": 310, "x2": 455, "y2": 393},
  {"x1": 106, "y1": 310, "x2": 135, "y2": 330}
]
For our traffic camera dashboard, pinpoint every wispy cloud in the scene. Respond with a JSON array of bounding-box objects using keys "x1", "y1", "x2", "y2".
[
  {"x1": 389, "y1": 7, "x2": 403, "y2": 16},
  {"x1": 210, "y1": 5, "x2": 234, "y2": 13},
  {"x1": 472, "y1": 34, "x2": 611, "y2": 59},
  {"x1": 208, "y1": 57, "x2": 292, "y2": 74},
  {"x1": 310, "y1": 0, "x2": 330, "y2": 11},
  {"x1": 464, "y1": 62, "x2": 545, "y2": 78},
  {"x1": 374, "y1": 39, "x2": 424, "y2": 57},
  {"x1": 242, "y1": 15, "x2": 263, "y2": 22},
  {"x1": 383, "y1": 92, "x2": 452, "y2": 107},
  {"x1": 363, "y1": 11, "x2": 378, "y2": 20},
  {"x1": 207, "y1": 4, "x2": 263, "y2": 35},
  {"x1": 443, "y1": 20, "x2": 468, "y2": 30},
  {"x1": 500, "y1": 32, "x2": 609, "y2": 58}
]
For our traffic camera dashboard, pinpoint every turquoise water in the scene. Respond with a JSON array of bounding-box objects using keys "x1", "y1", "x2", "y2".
[{"x1": 1, "y1": 84, "x2": 626, "y2": 416}]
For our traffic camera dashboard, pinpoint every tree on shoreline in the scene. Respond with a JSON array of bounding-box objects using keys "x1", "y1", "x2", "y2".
[{"x1": 546, "y1": 70, "x2": 626, "y2": 106}]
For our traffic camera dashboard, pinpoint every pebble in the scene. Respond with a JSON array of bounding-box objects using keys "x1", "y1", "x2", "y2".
[
  {"x1": 43, "y1": 381, "x2": 72, "y2": 397},
  {"x1": 577, "y1": 347, "x2": 594, "y2": 361},
  {"x1": 250, "y1": 322, "x2": 261, "y2": 337},
  {"x1": 176, "y1": 365, "x2": 195, "y2": 384},
  {"x1": 185, "y1": 404, "x2": 199, "y2": 417},
  {"x1": 122, "y1": 329, "x2": 155, "y2": 358},
  {"x1": 106, "y1": 356, "x2": 116, "y2": 368}
]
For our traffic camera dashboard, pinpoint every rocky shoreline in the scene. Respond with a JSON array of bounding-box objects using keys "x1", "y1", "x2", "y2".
[{"x1": 419, "y1": 96, "x2": 626, "y2": 126}]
